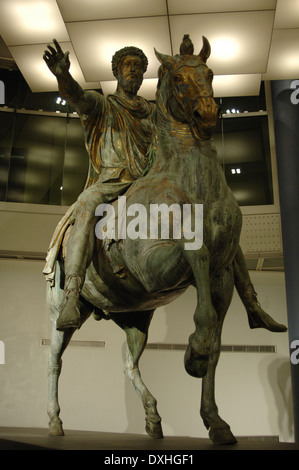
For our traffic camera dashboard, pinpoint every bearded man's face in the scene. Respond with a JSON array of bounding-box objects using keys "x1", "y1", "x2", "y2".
[{"x1": 117, "y1": 55, "x2": 144, "y2": 95}]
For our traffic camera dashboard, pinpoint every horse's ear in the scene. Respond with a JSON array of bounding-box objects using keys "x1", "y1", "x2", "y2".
[
  {"x1": 154, "y1": 48, "x2": 175, "y2": 71},
  {"x1": 198, "y1": 36, "x2": 211, "y2": 63}
]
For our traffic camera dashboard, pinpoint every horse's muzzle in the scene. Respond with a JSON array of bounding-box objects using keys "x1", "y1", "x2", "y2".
[
  {"x1": 194, "y1": 97, "x2": 220, "y2": 125},
  {"x1": 191, "y1": 97, "x2": 220, "y2": 139}
]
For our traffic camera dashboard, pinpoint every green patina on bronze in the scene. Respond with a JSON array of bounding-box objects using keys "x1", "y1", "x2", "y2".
[{"x1": 44, "y1": 35, "x2": 287, "y2": 445}]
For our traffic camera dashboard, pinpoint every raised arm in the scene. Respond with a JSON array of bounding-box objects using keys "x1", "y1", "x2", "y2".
[{"x1": 43, "y1": 39, "x2": 96, "y2": 115}]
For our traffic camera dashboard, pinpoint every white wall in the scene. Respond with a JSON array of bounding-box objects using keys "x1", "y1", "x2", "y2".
[{"x1": 0, "y1": 256, "x2": 293, "y2": 442}]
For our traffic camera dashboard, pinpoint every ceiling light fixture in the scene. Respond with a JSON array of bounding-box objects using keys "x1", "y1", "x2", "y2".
[
  {"x1": 56, "y1": 97, "x2": 66, "y2": 105},
  {"x1": 231, "y1": 168, "x2": 241, "y2": 174},
  {"x1": 226, "y1": 109, "x2": 240, "y2": 114}
]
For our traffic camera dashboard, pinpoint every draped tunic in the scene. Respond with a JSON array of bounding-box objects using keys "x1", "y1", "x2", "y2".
[
  {"x1": 43, "y1": 90, "x2": 155, "y2": 283},
  {"x1": 81, "y1": 91, "x2": 154, "y2": 185}
]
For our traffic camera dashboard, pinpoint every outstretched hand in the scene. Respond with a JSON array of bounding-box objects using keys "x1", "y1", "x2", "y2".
[{"x1": 43, "y1": 39, "x2": 70, "y2": 76}]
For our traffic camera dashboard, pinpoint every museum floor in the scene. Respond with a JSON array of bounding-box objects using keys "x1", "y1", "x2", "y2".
[{"x1": 0, "y1": 427, "x2": 298, "y2": 451}]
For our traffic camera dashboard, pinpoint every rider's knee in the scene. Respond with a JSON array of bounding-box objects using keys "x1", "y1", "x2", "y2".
[
  {"x1": 76, "y1": 191, "x2": 102, "y2": 214},
  {"x1": 74, "y1": 194, "x2": 102, "y2": 222}
]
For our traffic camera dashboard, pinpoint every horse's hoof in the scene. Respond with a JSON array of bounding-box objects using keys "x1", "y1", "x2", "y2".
[
  {"x1": 209, "y1": 425, "x2": 237, "y2": 445},
  {"x1": 49, "y1": 418, "x2": 64, "y2": 436},
  {"x1": 146, "y1": 421, "x2": 164, "y2": 439},
  {"x1": 247, "y1": 308, "x2": 287, "y2": 332},
  {"x1": 184, "y1": 345, "x2": 209, "y2": 378}
]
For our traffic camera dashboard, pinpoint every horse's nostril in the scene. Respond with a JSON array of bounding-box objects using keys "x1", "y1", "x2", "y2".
[{"x1": 194, "y1": 110, "x2": 201, "y2": 120}]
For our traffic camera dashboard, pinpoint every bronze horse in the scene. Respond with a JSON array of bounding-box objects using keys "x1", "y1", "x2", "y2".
[{"x1": 46, "y1": 36, "x2": 286, "y2": 445}]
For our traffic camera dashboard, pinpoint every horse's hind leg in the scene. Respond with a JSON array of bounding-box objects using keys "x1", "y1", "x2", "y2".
[
  {"x1": 111, "y1": 310, "x2": 163, "y2": 439},
  {"x1": 200, "y1": 266, "x2": 237, "y2": 445},
  {"x1": 233, "y1": 246, "x2": 287, "y2": 332}
]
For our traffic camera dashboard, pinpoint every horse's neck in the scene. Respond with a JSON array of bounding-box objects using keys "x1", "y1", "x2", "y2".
[
  {"x1": 148, "y1": 96, "x2": 224, "y2": 203},
  {"x1": 151, "y1": 98, "x2": 213, "y2": 170},
  {"x1": 155, "y1": 99, "x2": 194, "y2": 150}
]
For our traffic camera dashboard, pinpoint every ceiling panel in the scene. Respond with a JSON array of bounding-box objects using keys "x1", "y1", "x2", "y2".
[
  {"x1": 263, "y1": 29, "x2": 299, "y2": 80},
  {"x1": 66, "y1": 17, "x2": 171, "y2": 82},
  {"x1": 57, "y1": 0, "x2": 167, "y2": 22},
  {"x1": 274, "y1": 0, "x2": 299, "y2": 28},
  {"x1": 213, "y1": 74, "x2": 261, "y2": 97},
  {"x1": 168, "y1": 0, "x2": 276, "y2": 15},
  {"x1": 0, "y1": 0, "x2": 69, "y2": 46},
  {"x1": 169, "y1": 11, "x2": 275, "y2": 75},
  {"x1": 8, "y1": 43, "x2": 100, "y2": 93}
]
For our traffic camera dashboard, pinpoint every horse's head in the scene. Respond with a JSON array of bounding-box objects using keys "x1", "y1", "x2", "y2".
[{"x1": 155, "y1": 35, "x2": 220, "y2": 140}]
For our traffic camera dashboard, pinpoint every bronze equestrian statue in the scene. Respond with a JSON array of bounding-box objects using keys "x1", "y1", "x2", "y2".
[{"x1": 44, "y1": 35, "x2": 286, "y2": 445}]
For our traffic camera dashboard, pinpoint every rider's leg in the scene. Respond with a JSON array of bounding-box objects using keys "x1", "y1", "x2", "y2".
[
  {"x1": 56, "y1": 181, "x2": 132, "y2": 331},
  {"x1": 233, "y1": 246, "x2": 287, "y2": 332},
  {"x1": 56, "y1": 192, "x2": 99, "y2": 330}
]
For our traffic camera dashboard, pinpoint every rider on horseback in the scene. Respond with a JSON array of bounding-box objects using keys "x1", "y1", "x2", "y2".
[
  {"x1": 43, "y1": 40, "x2": 155, "y2": 330},
  {"x1": 43, "y1": 39, "x2": 286, "y2": 334}
]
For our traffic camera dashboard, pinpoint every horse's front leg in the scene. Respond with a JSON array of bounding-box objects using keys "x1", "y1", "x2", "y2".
[
  {"x1": 183, "y1": 244, "x2": 218, "y2": 378},
  {"x1": 47, "y1": 322, "x2": 76, "y2": 436},
  {"x1": 111, "y1": 311, "x2": 163, "y2": 439},
  {"x1": 200, "y1": 266, "x2": 237, "y2": 445},
  {"x1": 200, "y1": 323, "x2": 237, "y2": 445}
]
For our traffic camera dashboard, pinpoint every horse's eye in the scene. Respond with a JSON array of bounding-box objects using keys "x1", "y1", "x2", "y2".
[{"x1": 173, "y1": 74, "x2": 183, "y2": 84}]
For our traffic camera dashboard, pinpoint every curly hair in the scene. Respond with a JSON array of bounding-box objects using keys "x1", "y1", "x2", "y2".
[{"x1": 111, "y1": 46, "x2": 148, "y2": 78}]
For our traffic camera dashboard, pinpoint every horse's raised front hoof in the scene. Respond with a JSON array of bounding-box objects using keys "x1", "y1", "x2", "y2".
[
  {"x1": 146, "y1": 421, "x2": 164, "y2": 439},
  {"x1": 184, "y1": 346, "x2": 209, "y2": 378},
  {"x1": 49, "y1": 418, "x2": 64, "y2": 436},
  {"x1": 209, "y1": 424, "x2": 237, "y2": 445}
]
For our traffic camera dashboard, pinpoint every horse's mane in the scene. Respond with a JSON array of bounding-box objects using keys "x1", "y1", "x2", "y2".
[{"x1": 142, "y1": 67, "x2": 169, "y2": 176}]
